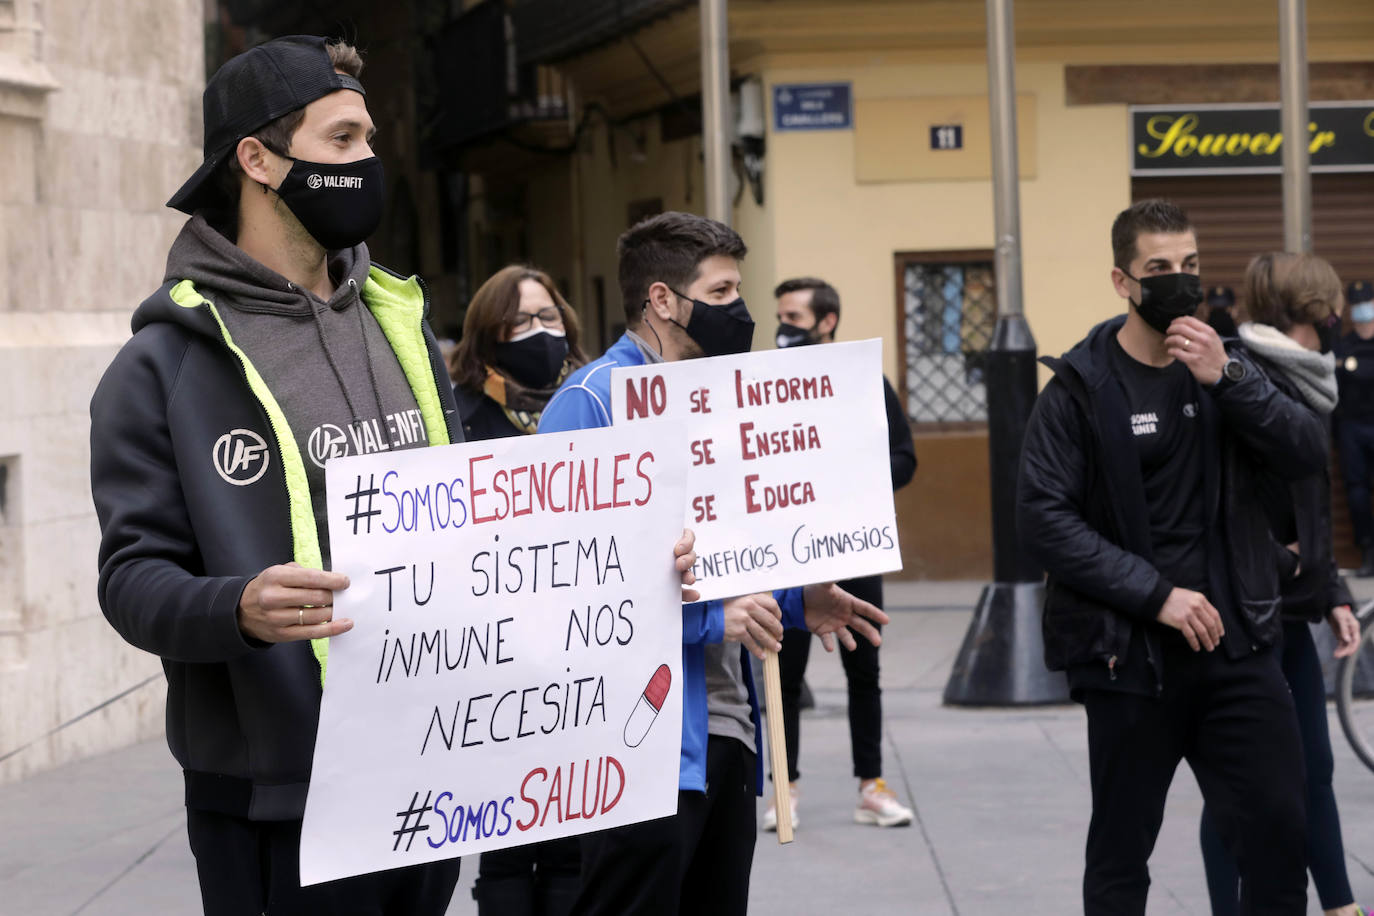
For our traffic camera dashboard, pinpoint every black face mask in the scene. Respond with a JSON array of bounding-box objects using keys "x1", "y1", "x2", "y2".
[
  {"x1": 1124, "y1": 271, "x2": 1204, "y2": 334},
  {"x1": 668, "y1": 290, "x2": 755, "y2": 356},
  {"x1": 493, "y1": 329, "x2": 569, "y2": 389},
  {"x1": 272, "y1": 155, "x2": 385, "y2": 251},
  {"x1": 776, "y1": 322, "x2": 817, "y2": 349}
]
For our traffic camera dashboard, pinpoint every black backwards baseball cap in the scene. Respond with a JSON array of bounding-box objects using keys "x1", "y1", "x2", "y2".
[
  {"x1": 1348, "y1": 280, "x2": 1374, "y2": 306},
  {"x1": 168, "y1": 35, "x2": 366, "y2": 214}
]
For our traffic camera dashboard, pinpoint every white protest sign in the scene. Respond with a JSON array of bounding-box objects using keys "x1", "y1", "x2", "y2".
[
  {"x1": 610, "y1": 338, "x2": 900, "y2": 601},
  {"x1": 300, "y1": 423, "x2": 688, "y2": 886}
]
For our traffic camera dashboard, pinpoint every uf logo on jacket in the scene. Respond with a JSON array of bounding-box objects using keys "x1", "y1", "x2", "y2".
[{"x1": 213, "y1": 429, "x2": 270, "y2": 486}]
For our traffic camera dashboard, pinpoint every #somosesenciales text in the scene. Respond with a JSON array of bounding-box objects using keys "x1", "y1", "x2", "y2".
[{"x1": 367, "y1": 444, "x2": 658, "y2": 535}]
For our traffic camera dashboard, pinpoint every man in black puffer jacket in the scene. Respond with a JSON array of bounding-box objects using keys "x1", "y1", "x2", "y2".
[{"x1": 1016, "y1": 200, "x2": 1325, "y2": 915}]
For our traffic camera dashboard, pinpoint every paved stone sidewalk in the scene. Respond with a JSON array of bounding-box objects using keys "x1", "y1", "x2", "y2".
[{"x1": 3, "y1": 581, "x2": 1372, "y2": 914}]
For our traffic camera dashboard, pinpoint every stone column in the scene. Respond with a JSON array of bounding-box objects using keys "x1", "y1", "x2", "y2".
[{"x1": 0, "y1": 0, "x2": 203, "y2": 782}]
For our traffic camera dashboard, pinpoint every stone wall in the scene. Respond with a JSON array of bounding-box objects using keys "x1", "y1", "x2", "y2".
[{"x1": 0, "y1": 0, "x2": 202, "y2": 782}]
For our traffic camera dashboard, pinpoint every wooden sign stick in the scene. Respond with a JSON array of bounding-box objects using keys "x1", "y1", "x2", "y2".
[{"x1": 762, "y1": 649, "x2": 793, "y2": 843}]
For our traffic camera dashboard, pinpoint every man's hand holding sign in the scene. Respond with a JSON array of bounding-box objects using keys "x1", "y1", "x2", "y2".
[
  {"x1": 675, "y1": 528, "x2": 701, "y2": 603},
  {"x1": 236, "y1": 563, "x2": 352, "y2": 642},
  {"x1": 723, "y1": 593, "x2": 786, "y2": 658}
]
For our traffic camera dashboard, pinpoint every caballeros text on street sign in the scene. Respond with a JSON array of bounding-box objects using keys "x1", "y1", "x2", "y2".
[
  {"x1": 610, "y1": 338, "x2": 901, "y2": 601},
  {"x1": 300, "y1": 423, "x2": 688, "y2": 885},
  {"x1": 1131, "y1": 102, "x2": 1374, "y2": 175},
  {"x1": 773, "y1": 82, "x2": 853, "y2": 131}
]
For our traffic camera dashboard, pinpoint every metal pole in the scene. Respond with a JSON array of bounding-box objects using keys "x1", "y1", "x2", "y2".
[
  {"x1": 980, "y1": 0, "x2": 1037, "y2": 586},
  {"x1": 944, "y1": 0, "x2": 1066, "y2": 706},
  {"x1": 700, "y1": 0, "x2": 731, "y2": 226},
  {"x1": 1279, "y1": 0, "x2": 1312, "y2": 253},
  {"x1": 567, "y1": 85, "x2": 587, "y2": 341},
  {"x1": 987, "y1": 0, "x2": 1023, "y2": 319}
]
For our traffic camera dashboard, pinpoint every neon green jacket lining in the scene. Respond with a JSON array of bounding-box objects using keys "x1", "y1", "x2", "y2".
[{"x1": 168, "y1": 266, "x2": 451, "y2": 684}]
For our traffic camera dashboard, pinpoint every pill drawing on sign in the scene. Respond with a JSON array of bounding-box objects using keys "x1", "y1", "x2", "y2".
[{"x1": 623, "y1": 663, "x2": 671, "y2": 748}]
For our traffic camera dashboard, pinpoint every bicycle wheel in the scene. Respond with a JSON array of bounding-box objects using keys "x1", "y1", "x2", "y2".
[{"x1": 1336, "y1": 601, "x2": 1374, "y2": 774}]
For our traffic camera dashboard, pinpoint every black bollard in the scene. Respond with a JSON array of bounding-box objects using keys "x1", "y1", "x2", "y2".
[{"x1": 943, "y1": 314, "x2": 1068, "y2": 705}]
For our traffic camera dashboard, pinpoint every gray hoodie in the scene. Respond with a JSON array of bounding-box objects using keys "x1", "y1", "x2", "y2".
[{"x1": 165, "y1": 216, "x2": 429, "y2": 567}]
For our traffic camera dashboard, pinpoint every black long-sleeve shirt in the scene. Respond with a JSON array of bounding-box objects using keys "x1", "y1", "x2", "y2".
[
  {"x1": 882, "y1": 376, "x2": 917, "y2": 490},
  {"x1": 1335, "y1": 331, "x2": 1374, "y2": 424}
]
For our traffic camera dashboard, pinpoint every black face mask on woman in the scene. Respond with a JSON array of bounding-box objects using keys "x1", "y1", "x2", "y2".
[
  {"x1": 1123, "y1": 270, "x2": 1204, "y2": 334},
  {"x1": 667, "y1": 291, "x2": 755, "y2": 356},
  {"x1": 493, "y1": 328, "x2": 569, "y2": 389},
  {"x1": 272, "y1": 155, "x2": 386, "y2": 251}
]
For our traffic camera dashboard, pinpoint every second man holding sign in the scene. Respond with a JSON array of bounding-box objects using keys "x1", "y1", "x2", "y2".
[
  {"x1": 540, "y1": 211, "x2": 890, "y2": 916},
  {"x1": 768, "y1": 277, "x2": 917, "y2": 832}
]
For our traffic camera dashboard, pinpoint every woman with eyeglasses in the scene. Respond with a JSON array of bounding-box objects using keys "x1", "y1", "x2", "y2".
[
  {"x1": 448, "y1": 265, "x2": 589, "y2": 443},
  {"x1": 446, "y1": 265, "x2": 588, "y2": 914}
]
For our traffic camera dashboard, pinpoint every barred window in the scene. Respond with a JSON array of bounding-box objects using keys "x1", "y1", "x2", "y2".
[{"x1": 896, "y1": 251, "x2": 997, "y2": 426}]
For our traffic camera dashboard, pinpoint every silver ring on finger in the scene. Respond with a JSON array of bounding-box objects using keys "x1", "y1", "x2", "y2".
[{"x1": 1184, "y1": 337, "x2": 1192, "y2": 349}]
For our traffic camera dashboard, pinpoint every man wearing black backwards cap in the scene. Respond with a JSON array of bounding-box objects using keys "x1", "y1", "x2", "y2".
[
  {"x1": 1335, "y1": 279, "x2": 1374, "y2": 575},
  {"x1": 90, "y1": 37, "x2": 460, "y2": 914}
]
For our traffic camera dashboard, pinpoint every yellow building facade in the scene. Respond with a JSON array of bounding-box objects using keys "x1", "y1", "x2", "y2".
[{"x1": 453, "y1": 0, "x2": 1374, "y2": 577}]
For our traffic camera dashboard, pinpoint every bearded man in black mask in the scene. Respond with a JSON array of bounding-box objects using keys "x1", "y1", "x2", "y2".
[
  {"x1": 765, "y1": 277, "x2": 917, "y2": 832},
  {"x1": 1017, "y1": 199, "x2": 1322, "y2": 914}
]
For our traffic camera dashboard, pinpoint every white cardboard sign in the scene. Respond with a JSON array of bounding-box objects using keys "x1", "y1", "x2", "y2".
[
  {"x1": 300, "y1": 423, "x2": 688, "y2": 885},
  {"x1": 610, "y1": 338, "x2": 900, "y2": 601}
]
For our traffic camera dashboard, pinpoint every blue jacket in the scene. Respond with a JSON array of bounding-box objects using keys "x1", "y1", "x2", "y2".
[{"x1": 539, "y1": 333, "x2": 804, "y2": 792}]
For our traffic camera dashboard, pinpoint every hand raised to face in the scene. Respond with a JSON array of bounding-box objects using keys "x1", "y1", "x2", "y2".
[{"x1": 1165, "y1": 316, "x2": 1228, "y2": 386}]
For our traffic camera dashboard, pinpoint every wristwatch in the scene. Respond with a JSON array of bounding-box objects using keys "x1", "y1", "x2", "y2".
[{"x1": 1214, "y1": 357, "x2": 1247, "y2": 390}]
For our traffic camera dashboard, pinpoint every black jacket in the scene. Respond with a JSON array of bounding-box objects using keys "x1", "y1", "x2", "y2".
[
  {"x1": 1016, "y1": 316, "x2": 1327, "y2": 693},
  {"x1": 1246, "y1": 354, "x2": 1355, "y2": 621},
  {"x1": 90, "y1": 264, "x2": 461, "y2": 820},
  {"x1": 452, "y1": 382, "x2": 525, "y2": 442},
  {"x1": 882, "y1": 376, "x2": 917, "y2": 490},
  {"x1": 1335, "y1": 330, "x2": 1374, "y2": 425},
  {"x1": 840, "y1": 377, "x2": 917, "y2": 607}
]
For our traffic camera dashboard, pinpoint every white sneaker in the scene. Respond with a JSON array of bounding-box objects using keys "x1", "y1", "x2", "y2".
[
  {"x1": 761, "y1": 784, "x2": 799, "y2": 831},
  {"x1": 854, "y1": 778, "x2": 913, "y2": 827}
]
